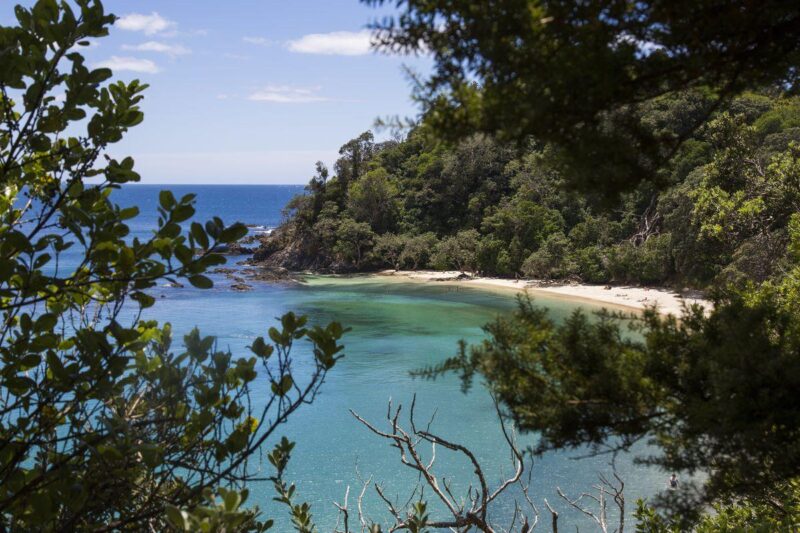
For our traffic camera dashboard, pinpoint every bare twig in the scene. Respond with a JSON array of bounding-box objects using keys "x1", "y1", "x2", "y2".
[
  {"x1": 333, "y1": 485, "x2": 350, "y2": 533},
  {"x1": 544, "y1": 499, "x2": 559, "y2": 533},
  {"x1": 351, "y1": 394, "x2": 539, "y2": 532},
  {"x1": 556, "y1": 460, "x2": 626, "y2": 533}
]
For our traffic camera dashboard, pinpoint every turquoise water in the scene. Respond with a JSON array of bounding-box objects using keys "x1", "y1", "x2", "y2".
[
  {"x1": 108, "y1": 186, "x2": 664, "y2": 528},
  {"x1": 149, "y1": 275, "x2": 661, "y2": 530}
]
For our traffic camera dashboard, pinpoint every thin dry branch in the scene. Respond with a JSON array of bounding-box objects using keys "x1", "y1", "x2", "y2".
[{"x1": 350, "y1": 394, "x2": 538, "y2": 533}]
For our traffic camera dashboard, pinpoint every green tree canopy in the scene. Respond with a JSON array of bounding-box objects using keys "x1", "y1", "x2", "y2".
[{"x1": 365, "y1": 0, "x2": 800, "y2": 194}]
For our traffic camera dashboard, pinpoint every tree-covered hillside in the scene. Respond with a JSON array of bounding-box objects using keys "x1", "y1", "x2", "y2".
[{"x1": 255, "y1": 90, "x2": 800, "y2": 289}]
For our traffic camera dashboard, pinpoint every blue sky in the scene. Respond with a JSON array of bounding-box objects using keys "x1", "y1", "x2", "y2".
[{"x1": 3, "y1": 1, "x2": 429, "y2": 184}]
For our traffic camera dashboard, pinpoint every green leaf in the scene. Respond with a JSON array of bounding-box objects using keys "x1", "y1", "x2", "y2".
[
  {"x1": 119, "y1": 206, "x2": 139, "y2": 220},
  {"x1": 165, "y1": 505, "x2": 190, "y2": 531},
  {"x1": 34, "y1": 313, "x2": 57, "y2": 333},
  {"x1": 223, "y1": 489, "x2": 241, "y2": 511},
  {"x1": 172, "y1": 204, "x2": 194, "y2": 223},
  {"x1": 29, "y1": 134, "x2": 51, "y2": 152},
  {"x1": 46, "y1": 351, "x2": 66, "y2": 378},
  {"x1": 131, "y1": 291, "x2": 156, "y2": 308},
  {"x1": 88, "y1": 67, "x2": 112, "y2": 83},
  {"x1": 0, "y1": 258, "x2": 15, "y2": 281},
  {"x1": 191, "y1": 222, "x2": 209, "y2": 249},
  {"x1": 5, "y1": 376, "x2": 35, "y2": 394},
  {"x1": 219, "y1": 223, "x2": 248, "y2": 243},
  {"x1": 249, "y1": 336, "x2": 273, "y2": 358},
  {"x1": 174, "y1": 245, "x2": 192, "y2": 265},
  {"x1": 20, "y1": 354, "x2": 41, "y2": 369},
  {"x1": 268, "y1": 327, "x2": 283, "y2": 345},
  {"x1": 159, "y1": 190, "x2": 176, "y2": 210},
  {"x1": 271, "y1": 374, "x2": 293, "y2": 396},
  {"x1": 188, "y1": 275, "x2": 213, "y2": 289},
  {"x1": 140, "y1": 444, "x2": 162, "y2": 468}
]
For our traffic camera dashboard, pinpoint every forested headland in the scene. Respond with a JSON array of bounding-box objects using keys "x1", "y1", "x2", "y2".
[{"x1": 254, "y1": 90, "x2": 800, "y2": 291}]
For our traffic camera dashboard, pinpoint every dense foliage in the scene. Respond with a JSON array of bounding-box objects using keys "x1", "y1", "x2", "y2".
[
  {"x1": 634, "y1": 481, "x2": 800, "y2": 532},
  {"x1": 0, "y1": 2, "x2": 346, "y2": 530},
  {"x1": 426, "y1": 263, "x2": 800, "y2": 524},
  {"x1": 364, "y1": 0, "x2": 800, "y2": 195},
  {"x1": 258, "y1": 91, "x2": 800, "y2": 290}
]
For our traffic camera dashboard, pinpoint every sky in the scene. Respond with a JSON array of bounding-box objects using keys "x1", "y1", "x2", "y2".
[{"x1": 2, "y1": 1, "x2": 430, "y2": 184}]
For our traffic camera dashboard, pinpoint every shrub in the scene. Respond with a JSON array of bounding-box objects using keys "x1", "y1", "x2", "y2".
[
  {"x1": 399, "y1": 232, "x2": 439, "y2": 270},
  {"x1": 372, "y1": 232, "x2": 408, "y2": 269},
  {"x1": 431, "y1": 229, "x2": 480, "y2": 272},
  {"x1": 521, "y1": 232, "x2": 576, "y2": 279},
  {"x1": 333, "y1": 218, "x2": 376, "y2": 268},
  {"x1": 574, "y1": 246, "x2": 612, "y2": 283},
  {"x1": 608, "y1": 233, "x2": 673, "y2": 284}
]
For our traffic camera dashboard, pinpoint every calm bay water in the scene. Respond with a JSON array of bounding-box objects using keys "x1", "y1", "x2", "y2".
[{"x1": 109, "y1": 185, "x2": 661, "y2": 529}]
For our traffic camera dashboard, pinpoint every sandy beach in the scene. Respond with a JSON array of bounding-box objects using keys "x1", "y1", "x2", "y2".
[{"x1": 372, "y1": 270, "x2": 711, "y2": 316}]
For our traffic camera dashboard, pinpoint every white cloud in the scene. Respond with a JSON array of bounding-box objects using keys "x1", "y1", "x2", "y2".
[
  {"x1": 94, "y1": 56, "x2": 160, "y2": 74},
  {"x1": 243, "y1": 36, "x2": 272, "y2": 46},
  {"x1": 287, "y1": 30, "x2": 373, "y2": 56},
  {"x1": 116, "y1": 12, "x2": 175, "y2": 35},
  {"x1": 122, "y1": 41, "x2": 190, "y2": 57},
  {"x1": 248, "y1": 85, "x2": 329, "y2": 103}
]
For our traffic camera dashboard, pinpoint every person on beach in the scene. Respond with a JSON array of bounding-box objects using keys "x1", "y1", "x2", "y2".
[{"x1": 669, "y1": 473, "x2": 679, "y2": 490}]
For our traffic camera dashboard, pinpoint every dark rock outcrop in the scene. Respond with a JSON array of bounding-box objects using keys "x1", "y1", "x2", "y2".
[
  {"x1": 249, "y1": 229, "x2": 360, "y2": 274},
  {"x1": 219, "y1": 242, "x2": 255, "y2": 255}
]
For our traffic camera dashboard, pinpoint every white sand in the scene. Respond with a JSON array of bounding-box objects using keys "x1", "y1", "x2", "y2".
[{"x1": 373, "y1": 270, "x2": 711, "y2": 316}]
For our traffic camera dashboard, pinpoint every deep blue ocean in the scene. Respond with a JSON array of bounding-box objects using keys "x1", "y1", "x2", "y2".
[
  {"x1": 101, "y1": 185, "x2": 661, "y2": 530},
  {"x1": 119, "y1": 184, "x2": 303, "y2": 237}
]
